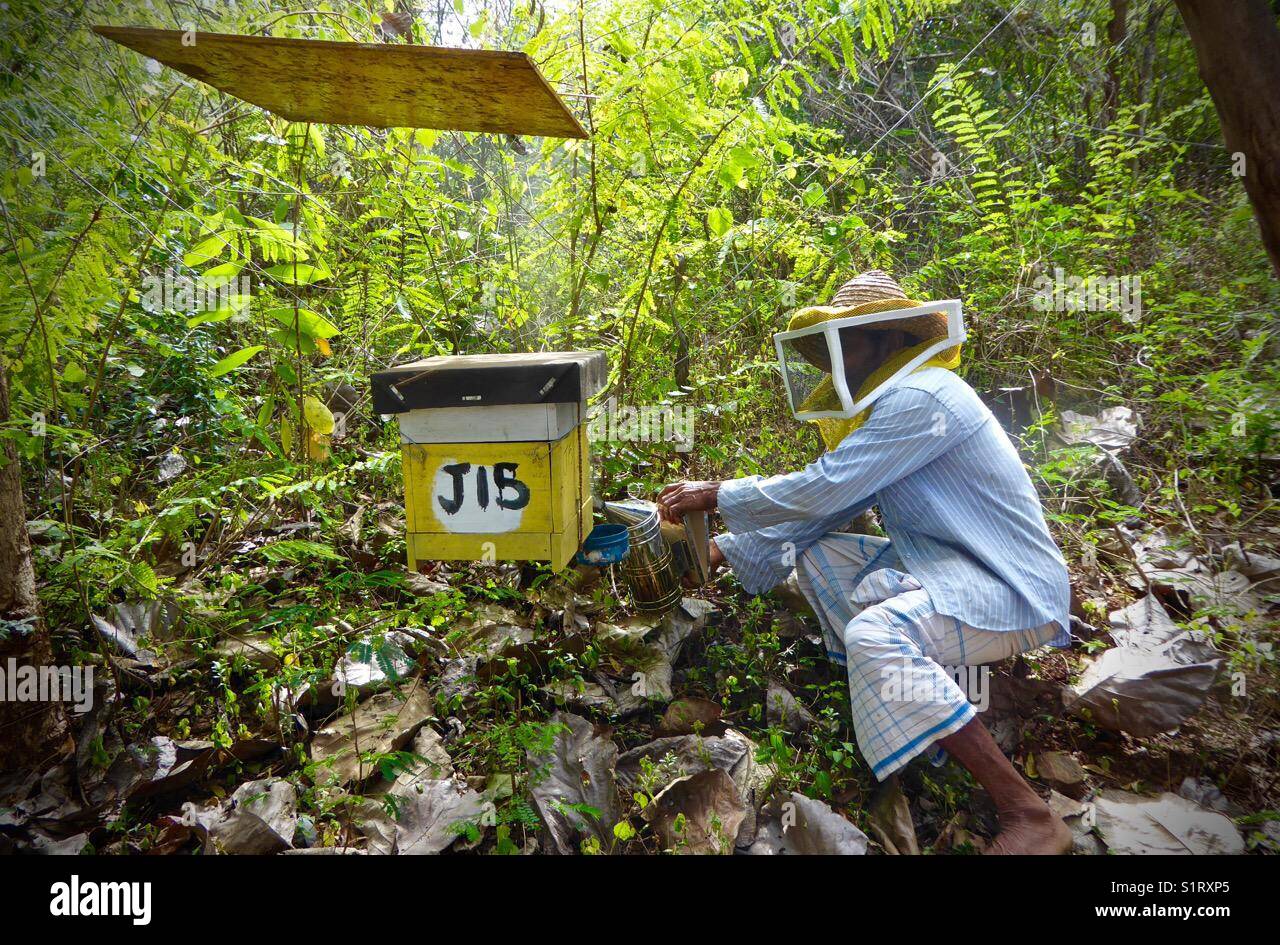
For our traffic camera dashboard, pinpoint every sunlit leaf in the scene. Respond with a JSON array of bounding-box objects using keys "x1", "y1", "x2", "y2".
[
  {"x1": 183, "y1": 233, "x2": 228, "y2": 267},
  {"x1": 303, "y1": 395, "x2": 335, "y2": 435},
  {"x1": 265, "y1": 307, "x2": 340, "y2": 339},
  {"x1": 265, "y1": 262, "x2": 332, "y2": 285},
  {"x1": 209, "y1": 345, "x2": 264, "y2": 377}
]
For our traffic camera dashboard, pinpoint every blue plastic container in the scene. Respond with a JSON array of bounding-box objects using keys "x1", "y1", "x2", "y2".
[{"x1": 576, "y1": 523, "x2": 630, "y2": 565}]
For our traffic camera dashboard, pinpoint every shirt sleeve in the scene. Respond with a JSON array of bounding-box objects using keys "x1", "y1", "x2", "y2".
[
  {"x1": 714, "y1": 497, "x2": 874, "y2": 595},
  {"x1": 718, "y1": 385, "x2": 970, "y2": 535}
]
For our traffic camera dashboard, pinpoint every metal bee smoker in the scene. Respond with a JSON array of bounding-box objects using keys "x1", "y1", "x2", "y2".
[
  {"x1": 602, "y1": 499, "x2": 683, "y2": 613},
  {"x1": 602, "y1": 500, "x2": 710, "y2": 613}
]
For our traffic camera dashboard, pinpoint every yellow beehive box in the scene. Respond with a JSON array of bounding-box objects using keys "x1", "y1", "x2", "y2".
[{"x1": 371, "y1": 353, "x2": 606, "y2": 571}]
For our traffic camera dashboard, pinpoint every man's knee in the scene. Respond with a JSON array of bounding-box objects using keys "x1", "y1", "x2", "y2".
[{"x1": 840, "y1": 611, "x2": 904, "y2": 659}]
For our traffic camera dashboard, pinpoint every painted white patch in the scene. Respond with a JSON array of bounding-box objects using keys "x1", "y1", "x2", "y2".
[{"x1": 431, "y1": 457, "x2": 528, "y2": 533}]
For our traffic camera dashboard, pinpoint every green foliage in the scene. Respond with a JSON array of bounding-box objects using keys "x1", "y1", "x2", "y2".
[{"x1": 0, "y1": 0, "x2": 1276, "y2": 853}]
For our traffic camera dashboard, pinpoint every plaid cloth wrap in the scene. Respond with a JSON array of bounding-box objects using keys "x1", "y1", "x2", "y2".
[{"x1": 794, "y1": 532, "x2": 1060, "y2": 780}]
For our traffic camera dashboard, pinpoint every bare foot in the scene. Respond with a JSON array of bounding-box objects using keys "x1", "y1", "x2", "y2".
[{"x1": 985, "y1": 803, "x2": 1072, "y2": 855}]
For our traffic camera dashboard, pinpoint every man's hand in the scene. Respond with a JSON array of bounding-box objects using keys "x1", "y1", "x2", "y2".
[{"x1": 657, "y1": 480, "x2": 722, "y2": 523}]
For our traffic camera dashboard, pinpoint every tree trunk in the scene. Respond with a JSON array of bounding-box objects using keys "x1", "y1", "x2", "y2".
[
  {"x1": 0, "y1": 358, "x2": 69, "y2": 770},
  {"x1": 1101, "y1": 0, "x2": 1129, "y2": 129},
  {"x1": 1175, "y1": 0, "x2": 1280, "y2": 277},
  {"x1": 1134, "y1": 0, "x2": 1168, "y2": 137}
]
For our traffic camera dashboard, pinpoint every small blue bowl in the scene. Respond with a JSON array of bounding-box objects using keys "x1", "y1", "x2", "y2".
[{"x1": 576, "y1": 523, "x2": 630, "y2": 565}]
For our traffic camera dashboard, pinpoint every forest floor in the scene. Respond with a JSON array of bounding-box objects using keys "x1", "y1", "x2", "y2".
[{"x1": 3, "y1": 410, "x2": 1279, "y2": 856}]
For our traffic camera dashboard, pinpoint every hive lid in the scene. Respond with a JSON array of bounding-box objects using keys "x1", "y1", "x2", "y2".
[
  {"x1": 92, "y1": 26, "x2": 588, "y2": 139},
  {"x1": 372, "y1": 351, "x2": 607, "y2": 414}
]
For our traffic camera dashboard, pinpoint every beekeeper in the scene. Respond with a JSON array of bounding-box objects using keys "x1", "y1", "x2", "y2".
[{"x1": 658, "y1": 270, "x2": 1073, "y2": 855}]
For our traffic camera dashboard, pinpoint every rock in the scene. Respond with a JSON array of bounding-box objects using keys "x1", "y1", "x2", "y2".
[
  {"x1": 867, "y1": 776, "x2": 918, "y2": 855},
  {"x1": 1034, "y1": 751, "x2": 1087, "y2": 796},
  {"x1": 746, "y1": 791, "x2": 869, "y2": 855},
  {"x1": 657, "y1": 697, "x2": 726, "y2": 736},
  {"x1": 644, "y1": 769, "x2": 747, "y2": 855},
  {"x1": 770, "y1": 572, "x2": 815, "y2": 617},
  {"x1": 1093, "y1": 790, "x2": 1244, "y2": 855},
  {"x1": 765, "y1": 682, "x2": 814, "y2": 733}
]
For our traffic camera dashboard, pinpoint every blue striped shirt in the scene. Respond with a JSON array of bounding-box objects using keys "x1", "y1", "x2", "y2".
[{"x1": 716, "y1": 368, "x2": 1070, "y2": 642}]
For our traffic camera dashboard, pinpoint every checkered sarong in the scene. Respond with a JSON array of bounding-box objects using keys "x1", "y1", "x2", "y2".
[{"x1": 794, "y1": 533, "x2": 1060, "y2": 780}]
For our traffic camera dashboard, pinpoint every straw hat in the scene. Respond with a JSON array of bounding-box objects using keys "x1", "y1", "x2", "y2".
[{"x1": 787, "y1": 270, "x2": 951, "y2": 346}]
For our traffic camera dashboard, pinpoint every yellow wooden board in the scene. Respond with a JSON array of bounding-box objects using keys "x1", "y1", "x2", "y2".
[
  {"x1": 403, "y1": 440, "x2": 553, "y2": 534},
  {"x1": 408, "y1": 530, "x2": 576, "y2": 571},
  {"x1": 92, "y1": 26, "x2": 587, "y2": 139},
  {"x1": 548, "y1": 426, "x2": 586, "y2": 535},
  {"x1": 401, "y1": 428, "x2": 590, "y2": 571}
]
